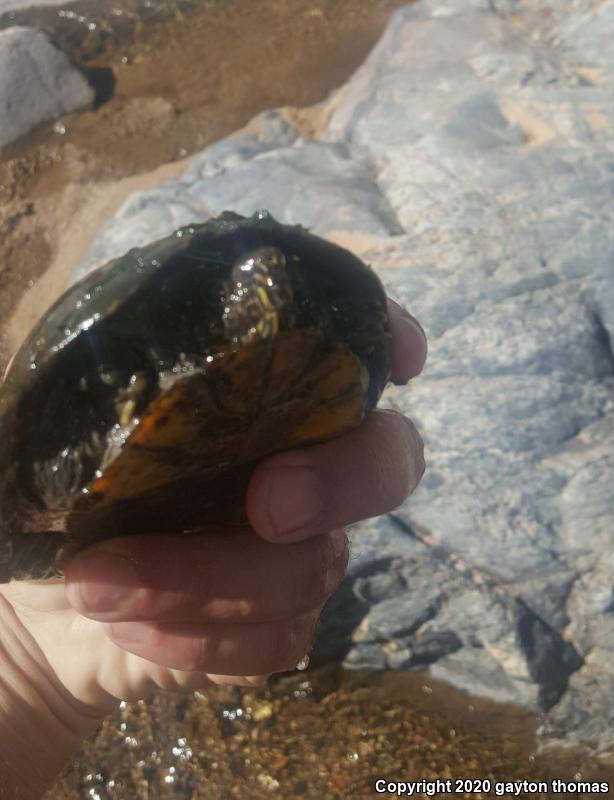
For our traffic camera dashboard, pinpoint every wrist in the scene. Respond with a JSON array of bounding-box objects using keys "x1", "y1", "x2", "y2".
[{"x1": 0, "y1": 593, "x2": 103, "y2": 799}]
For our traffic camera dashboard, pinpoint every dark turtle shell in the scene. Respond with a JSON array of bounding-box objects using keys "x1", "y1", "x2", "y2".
[{"x1": 0, "y1": 211, "x2": 391, "y2": 581}]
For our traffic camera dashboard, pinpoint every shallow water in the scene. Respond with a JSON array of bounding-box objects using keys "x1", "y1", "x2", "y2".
[{"x1": 49, "y1": 665, "x2": 614, "y2": 799}]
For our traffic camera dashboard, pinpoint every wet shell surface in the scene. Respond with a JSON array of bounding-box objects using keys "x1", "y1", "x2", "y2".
[{"x1": 0, "y1": 211, "x2": 391, "y2": 581}]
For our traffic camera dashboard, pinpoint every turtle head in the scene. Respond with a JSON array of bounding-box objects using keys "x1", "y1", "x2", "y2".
[{"x1": 223, "y1": 246, "x2": 295, "y2": 345}]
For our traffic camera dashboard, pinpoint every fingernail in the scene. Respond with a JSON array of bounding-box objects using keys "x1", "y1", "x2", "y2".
[
  {"x1": 397, "y1": 312, "x2": 428, "y2": 357},
  {"x1": 388, "y1": 299, "x2": 428, "y2": 383},
  {"x1": 388, "y1": 298, "x2": 413, "y2": 321},
  {"x1": 389, "y1": 299, "x2": 427, "y2": 342},
  {"x1": 265, "y1": 466, "x2": 325, "y2": 538},
  {"x1": 108, "y1": 621, "x2": 151, "y2": 644},
  {"x1": 73, "y1": 551, "x2": 140, "y2": 613},
  {"x1": 404, "y1": 314, "x2": 427, "y2": 349}
]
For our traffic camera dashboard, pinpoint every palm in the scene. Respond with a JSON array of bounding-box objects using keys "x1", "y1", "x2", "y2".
[{"x1": 1, "y1": 580, "x2": 211, "y2": 715}]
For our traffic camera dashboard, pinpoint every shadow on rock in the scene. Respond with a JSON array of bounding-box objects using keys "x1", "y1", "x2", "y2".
[{"x1": 83, "y1": 66, "x2": 116, "y2": 109}]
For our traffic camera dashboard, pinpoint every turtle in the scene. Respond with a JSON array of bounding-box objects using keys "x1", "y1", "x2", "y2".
[{"x1": 0, "y1": 211, "x2": 391, "y2": 581}]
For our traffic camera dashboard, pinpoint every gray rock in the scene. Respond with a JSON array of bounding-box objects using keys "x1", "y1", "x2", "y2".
[
  {"x1": 0, "y1": 0, "x2": 75, "y2": 11},
  {"x1": 0, "y1": 26, "x2": 93, "y2": 149},
  {"x1": 72, "y1": 110, "x2": 402, "y2": 282},
  {"x1": 73, "y1": 0, "x2": 614, "y2": 752},
  {"x1": 343, "y1": 643, "x2": 387, "y2": 671},
  {"x1": 352, "y1": 571, "x2": 405, "y2": 605},
  {"x1": 388, "y1": 630, "x2": 463, "y2": 669},
  {"x1": 431, "y1": 648, "x2": 525, "y2": 706},
  {"x1": 354, "y1": 591, "x2": 441, "y2": 643}
]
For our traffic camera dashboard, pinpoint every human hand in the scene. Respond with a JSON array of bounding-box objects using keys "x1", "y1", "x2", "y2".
[{"x1": 0, "y1": 299, "x2": 426, "y2": 794}]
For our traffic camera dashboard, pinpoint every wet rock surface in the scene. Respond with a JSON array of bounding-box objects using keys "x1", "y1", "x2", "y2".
[
  {"x1": 73, "y1": 0, "x2": 614, "y2": 753},
  {"x1": 0, "y1": 0, "x2": 73, "y2": 10},
  {"x1": 0, "y1": 25, "x2": 93, "y2": 148}
]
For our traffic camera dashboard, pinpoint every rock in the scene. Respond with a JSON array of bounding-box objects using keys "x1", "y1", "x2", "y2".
[
  {"x1": 354, "y1": 591, "x2": 441, "y2": 643},
  {"x1": 0, "y1": 0, "x2": 74, "y2": 13},
  {"x1": 0, "y1": 26, "x2": 93, "y2": 150},
  {"x1": 71, "y1": 110, "x2": 403, "y2": 283},
  {"x1": 73, "y1": 0, "x2": 614, "y2": 753}
]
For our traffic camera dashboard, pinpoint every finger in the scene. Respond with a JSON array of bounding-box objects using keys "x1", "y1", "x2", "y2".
[
  {"x1": 247, "y1": 409, "x2": 425, "y2": 543},
  {"x1": 105, "y1": 610, "x2": 320, "y2": 675},
  {"x1": 65, "y1": 528, "x2": 348, "y2": 623},
  {"x1": 151, "y1": 667, "x2": 270, "y2": 692},
  {"x1": 204, "y1": 673, "x2": 270, "y2": 688},
  {"x1": 387, "y1": 298, "x2": 427, "y2": 384}
]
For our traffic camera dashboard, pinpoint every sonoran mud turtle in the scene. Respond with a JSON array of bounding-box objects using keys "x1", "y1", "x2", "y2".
[{"x1": 0, "y1": 211, "x2": 391, "y2": 581}]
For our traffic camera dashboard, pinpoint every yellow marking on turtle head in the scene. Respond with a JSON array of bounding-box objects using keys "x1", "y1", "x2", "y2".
[
  {"x1": 256, "y1": 286, "x2": 274, "y2": 310},
  {"x1": 224, "y1": 246, "x2": 293, "y2": 345}
]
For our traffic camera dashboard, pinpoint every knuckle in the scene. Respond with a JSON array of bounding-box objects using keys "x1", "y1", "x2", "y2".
[
  {"x1": 131, "y1": 584, "x2": 163, "y2": 618},
  {"x1": 314, "y1": 538, "x2": 338, "y2": 599},
  {"x1": 325, "y1": 531, "x2": 349, "y2": 593},
  {"x1": 273, "y1": 622, "x2": 299, "y2": 669},
  {"x1": 270, "y1": 615, "x2": 317, "y2": 672},
  {"x1": 175, "y1": 634, "x2": 212, "y2": 672},
  {"x1": 298, "y1": 534, "x2": 347, "y2": 612},
  {"x1": 202, "y1": 596, "x2": 255, "y2": 621},
  {"x1": 294, "y1": 545, "x2": 327, "y2": 611}
]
